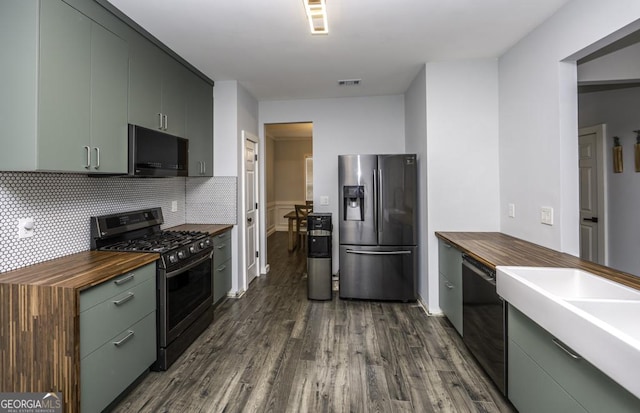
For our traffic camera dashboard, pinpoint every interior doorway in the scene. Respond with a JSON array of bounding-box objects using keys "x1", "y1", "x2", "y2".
[
  {"x1": 578, "y1": 125, "x2": 607, "y2": 265},
  {"x1": 264, "y1": 122, "x2": 313, "y2": 257}
]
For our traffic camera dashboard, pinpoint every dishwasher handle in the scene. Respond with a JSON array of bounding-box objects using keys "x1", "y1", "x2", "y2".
[{"x1": 462, "y1": 257, "x2": 496, "y2": 286}]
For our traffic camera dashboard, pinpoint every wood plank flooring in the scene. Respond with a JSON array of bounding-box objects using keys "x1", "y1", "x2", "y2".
[{"x1": 112, "y1": 232, "x2": 514, "y2": 413}]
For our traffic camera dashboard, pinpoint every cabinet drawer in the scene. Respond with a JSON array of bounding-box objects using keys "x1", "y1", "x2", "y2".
[
  {"x1": 213, "y1": 258, "x2": 232, "y2": 305},
  {"x1": 80, "y1": 278, "x2": 155, "y2": 358},
  {"x1": 508, "y1": 306, "x2": 640, "y2": 412},
  {"x1": 81, "y1": 312, "x2": 156, "y2": 413},
  {"x1": 213, "y1": 231, "x2": 231, "y2": 265},
  {"x1": 439, "y1": 273, "x2": 462, "y2": 335},
  {"x1": 80, "y1": 262, "x2": 155, "y2": 312},
  {"x1": 508, "y1": 338, "x2": 586, "y2": 413},
  {"x1": 438, "y1": 239, "x2": 462, "y2": 285}
]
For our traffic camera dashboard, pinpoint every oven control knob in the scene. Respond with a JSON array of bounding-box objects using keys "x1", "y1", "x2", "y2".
[
  {"x1": 205, "y1": 238, "x2": 211, "y2": 247},
  {"x1": 199, "y1": 241, "x2": 205, "y2": 249},
  {"x1": 189, "y1": 245, "x2": 196, "y2": 254},
  {"x1": 177, "y1": 250, "x2": 186, "y2": 260},
  {"x1": 169, "y1": 253, "x2": 178, "y2": 264}
]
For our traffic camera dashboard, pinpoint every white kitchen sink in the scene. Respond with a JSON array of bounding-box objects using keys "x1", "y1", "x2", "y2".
[
  {"x1": 566, "y1": 299, "x2": 640, "y2": 343},
  {"x1": 496, "y1": 266, "x2": 640, "y2": 300},
  {"x1": 497, "y1": 266, "x2": 640, "y2": 399}
]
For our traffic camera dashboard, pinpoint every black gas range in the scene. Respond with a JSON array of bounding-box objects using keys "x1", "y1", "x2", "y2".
[{"x1": 90, "y1": 207, "x2": 214, "y2": 370}]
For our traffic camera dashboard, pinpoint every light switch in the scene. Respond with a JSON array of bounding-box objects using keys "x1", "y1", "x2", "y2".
[
  {"x1": 541, "y1": 206, "x2": 553, "y2": 225},
  {"x1": 508, "y1": 203, "x2": 515, "y2": 218},
  {"x1": 320, "y1": 196, "x2": 329, "y2": 205},
  {"x1": 171, "y1": 200, "x2": 178, "y2": 212}
]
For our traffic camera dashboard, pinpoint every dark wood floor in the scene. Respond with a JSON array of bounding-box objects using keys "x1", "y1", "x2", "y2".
[{"x1": 113, "y1": 232, "x2": 514, "y2": 412}]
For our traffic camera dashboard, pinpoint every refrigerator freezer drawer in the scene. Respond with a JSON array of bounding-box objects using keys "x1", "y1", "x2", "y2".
[{"x1": 339, "y1": 245, "x2": 417, "y2": 301}]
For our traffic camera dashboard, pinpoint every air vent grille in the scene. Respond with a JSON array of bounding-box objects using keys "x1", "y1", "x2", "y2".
[{"x1": 338, "y1": 79, "x2": 361, "y2": 86}]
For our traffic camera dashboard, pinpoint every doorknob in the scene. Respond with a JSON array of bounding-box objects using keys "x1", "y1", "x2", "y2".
[
  {"x1": 582, "y1": 217, "x2": 599, "y2": 223},
  {"x1": 247, "y1": 217, "x2": 253, "y2": 223}
]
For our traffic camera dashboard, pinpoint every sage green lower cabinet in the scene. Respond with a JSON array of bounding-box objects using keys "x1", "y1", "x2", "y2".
[
  {"x1": 80, "y1": 263, "x2": 156, "y2": 413},
  {"x1": 438, "y1": 239, "x2": 463, "y2": 334},
  {"x1": 508, "y1": 305, "x2": 640, "y2": 413},
  {"x1": 213, "y1": 230, "x2": 232, "y2": 305}
]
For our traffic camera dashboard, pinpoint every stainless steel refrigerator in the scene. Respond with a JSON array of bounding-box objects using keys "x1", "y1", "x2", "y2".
[{"x1": 338, "y1": 154, "x2": 418, "y2": 301}]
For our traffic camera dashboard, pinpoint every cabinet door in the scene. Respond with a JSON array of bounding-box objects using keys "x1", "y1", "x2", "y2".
[
  {"x1": 161, "y1": 56, "x2": 187, "y2": 137},
  {"x1": 187, "y1": 75, "x2": 214, "y2": 176},
  {"x1": 90, "y1": 22, "x2": 128, "y2": 173},
  {"x1": 438, "y1": 239, "x2": 463, "y2": 334},
  {"x1": 128, "y1": 36, "x2": 163, "y2": 130},
  {"x1": 38, "y1": 0, "x2": 91, "y2": 171}
]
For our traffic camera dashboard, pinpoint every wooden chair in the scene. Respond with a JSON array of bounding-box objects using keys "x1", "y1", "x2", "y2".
[{"x1": 295, "y1": 204, "x2": 312, "y2": 249}]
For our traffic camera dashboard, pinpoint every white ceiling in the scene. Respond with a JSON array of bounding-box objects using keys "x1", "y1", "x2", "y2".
[{"x1": 106, "y1": 0, "x2": 571, "y2": 101}]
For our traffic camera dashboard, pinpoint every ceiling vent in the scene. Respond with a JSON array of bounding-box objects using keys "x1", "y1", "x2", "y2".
[{"x1": 338, "y1": 79, "x2": 361, "y2": 86}]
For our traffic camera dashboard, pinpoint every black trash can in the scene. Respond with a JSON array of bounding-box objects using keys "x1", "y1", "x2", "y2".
[{"x1": 307, "y1": 213, "x2": 332, "y2": 300}]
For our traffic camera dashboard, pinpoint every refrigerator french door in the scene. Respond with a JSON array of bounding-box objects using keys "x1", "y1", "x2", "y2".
[{"x1": 338, "y1": 154, "x2": 417, "y2": 301}]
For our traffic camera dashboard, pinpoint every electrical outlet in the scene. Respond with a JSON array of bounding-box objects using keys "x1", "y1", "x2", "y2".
[
  {"x1": 541, "y1": 206, "x2": 554, "y2": 225},
  {"x1": 320, "y1": 195, "x2": 329, "y2": 205},
  {"x1": 508, "y1": 203, "x2": 516, "y2": 218},
  {"x1": 171, "y1": 200, "x2": 178, "y2": 212},
  {"x1": 18, "y1": 217, "x2": 35, "y2": 239}
]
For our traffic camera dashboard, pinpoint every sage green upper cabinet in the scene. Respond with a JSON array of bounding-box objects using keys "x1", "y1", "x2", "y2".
[
  {"x1": 187, "y1": 76, "x2": 214, "y2": 176},
  {"x1": 89, "y1": 21, "x2": 129, "y2": 173},
  {"x1": 0, "y1": 0, "x2": 128, "y2": 173},
  {"x1": 129, "y1": 37, "x2": 187, "y2": 137},
  {"x1": 38, "y1": 0, "x2": 91, "y2": 172}
]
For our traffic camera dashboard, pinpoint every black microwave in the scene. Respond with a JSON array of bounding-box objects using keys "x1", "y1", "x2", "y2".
[{"x1": 128, "y1": 124, "x2": 188, "y2": 177}]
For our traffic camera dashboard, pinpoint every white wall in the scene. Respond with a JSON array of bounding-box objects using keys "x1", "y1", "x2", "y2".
[
  {"x1": 579, "y1": 87, "x2": 640, "y2": 276},
  {"x1": 404, "y1": 65, "x2": 429, "y2": 305},
  {"x1": 578, "y1": 42, "x2": 640, "y2": 82},
  {"x1": 259, "y1": 95, "x2": 405, "y2": 274},
  {"x1": 499, "y1": 0, "x2": 640, "y2": 253},
  {"x1": 424, "y1": 60, "x2": 501, "y2": 312},
  {"x1": 213, "y1": 80, "x2": 259, "y2": 294}
]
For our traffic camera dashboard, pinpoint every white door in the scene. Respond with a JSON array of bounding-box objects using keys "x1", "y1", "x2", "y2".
[
  {"x1": 245, "y1": 138, "x2": 258, "y2": 284},
  {"x1": 578, "y1": 125, "x2": 606, "y2": 264}
]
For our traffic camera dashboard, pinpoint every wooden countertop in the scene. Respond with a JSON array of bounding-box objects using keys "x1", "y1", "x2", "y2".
[
  {"x1": 0, "y1": 251, "x2": 158, "y2": 290},
  {"x1": 436, "y1": 232, "x2": 640, "y2": 291},
  {"x1": 0, "y1": 224, "x2": 231, "y2": 289},
  {"x1": 168, "y1": 223, "x2": 233, "y2": 236}
]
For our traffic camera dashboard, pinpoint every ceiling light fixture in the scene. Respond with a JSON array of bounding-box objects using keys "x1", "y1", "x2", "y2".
[{"x1": 303, "y1": 0, "x2": 328, "y2": 35}]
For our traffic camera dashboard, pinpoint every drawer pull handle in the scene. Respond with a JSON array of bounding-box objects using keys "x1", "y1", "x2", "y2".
[
  {"x1": 217, "y1": 244, "x2": 226, "y2": 249},
  {"x1": 445, "y1": 282, "x2": 454, "y2": 289},
  {"x1": 552, "y1": 338, "x2": 582, "y2": 360},
  {"x1": 217, "y1": 265, "x2": 227, "y2": 272},
  {"x1": 113, "y1": 292, "x2": 135, "y2": 306},
  {"x1": 444, "y1": 243, "x2": 452, "y2": 248},
  {"x1": 217, "y1": 234, "x2": 226, "y2": 238},
  {"x1": 113, "y1": 331, "x2": 135, "y2": 347},
  {"x1": 114, "y1": 274, "x2": 134, "y2": 286}
]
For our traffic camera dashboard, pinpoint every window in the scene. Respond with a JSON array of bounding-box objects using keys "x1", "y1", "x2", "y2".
[{"x1": 305, "y1": 155, "x2": 313, "y2": 201}]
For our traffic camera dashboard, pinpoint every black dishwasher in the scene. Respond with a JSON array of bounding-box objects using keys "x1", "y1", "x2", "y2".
[{"x1": 462, "y1": 254, "x2": 506, "y2": 396}]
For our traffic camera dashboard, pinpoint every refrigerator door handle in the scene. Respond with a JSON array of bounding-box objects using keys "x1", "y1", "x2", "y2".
[
  {"x1": 345, "y1": 249, "x2": 412, "y2": 255},
  {"x1": 378, "y1": 167, "x2": 383, "y2": 239},
  {"x1": 372, "y1": 169, "x2": 378, "y2": 235}
]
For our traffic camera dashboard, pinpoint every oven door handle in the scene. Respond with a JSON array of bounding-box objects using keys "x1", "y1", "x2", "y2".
[
  {"x1": 165, "y1": 251, "x2": 213, "y2": 279},
  {"x1": 462, "y1": 260, "x2": 496, "y2": 286}
]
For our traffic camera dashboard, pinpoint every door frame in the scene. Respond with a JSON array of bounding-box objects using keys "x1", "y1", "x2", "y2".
[
  {"x1": 578, "y1": 124, "x2": 608, "y2": 264},
  {"x1": 239, "y1": 130, "x2": 261, "y2": 293}
]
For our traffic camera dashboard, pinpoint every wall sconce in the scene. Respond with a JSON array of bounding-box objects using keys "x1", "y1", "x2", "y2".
[
  {"x1": 613, "y1": 136, "x2": 623, "y2": 173},
  {"x1": 635, "y1": 130, "x2": 640, "y2": 172}
]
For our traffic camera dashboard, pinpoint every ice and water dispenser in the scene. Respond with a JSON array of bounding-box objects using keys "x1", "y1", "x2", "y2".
[
  {"x1": 307, "y1": 212, "x2": 332, "y2": 300},
  {"x1": 343, "y1": 186, "x2": 364, "y2": 221}
]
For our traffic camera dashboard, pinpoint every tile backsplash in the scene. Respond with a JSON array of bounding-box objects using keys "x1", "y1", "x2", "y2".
[
  {"x1": 0, "y1": 172, "x2": 237, "y2": 274},
  {"x1": 186, "y1": 176, "x2": 237, "y2": 224}
]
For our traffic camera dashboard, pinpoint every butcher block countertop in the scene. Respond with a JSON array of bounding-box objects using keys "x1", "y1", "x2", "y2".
[
  {"x1": 0, "y1": 251, "x2": 158, "y2": 289},
  {"x1": 168, "y1": 223, "x2": 233, "y2": 236},
  {"x1": 436, "y1": 232, "x2": 640, "y2": 291}
]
